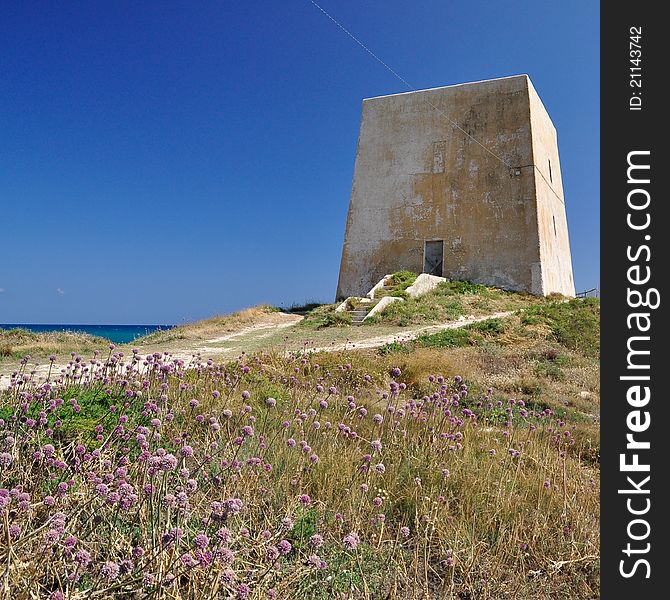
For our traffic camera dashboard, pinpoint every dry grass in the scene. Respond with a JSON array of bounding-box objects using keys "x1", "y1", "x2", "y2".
[
  {"x1": 0, "y1": 329, "x2": 108, "y2": 362},
  {"x1": 0, "y1": 294, "x2": 600, "y2": 598},
  {"x1": 0, "y1": 342, "x2": 599, "y2": 598},
  {"x1": 134, "y1": 305, "x2": 281, "y2": 345},
  {"x1": 375, "y1": 305, "x2": 600, "y2": 467}
]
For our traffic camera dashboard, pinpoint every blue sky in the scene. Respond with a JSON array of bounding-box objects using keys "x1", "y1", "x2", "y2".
[{"x1": 0, "y1": 1, "x2": 599, "y2": 324}]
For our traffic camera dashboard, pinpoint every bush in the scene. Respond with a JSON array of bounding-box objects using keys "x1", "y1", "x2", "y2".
[
  {"x1": 390, "y1": 270, "x2": 418, "y2": 290},
  {"x1": 321, "y1": 311, "x2": 352, "y2": 327},
  {"x1": 467, "y1": 318, "x2": 506, "y2": 336},
  {"x1": 415, "y1": 328, "x2": 471, "y2": 348}
]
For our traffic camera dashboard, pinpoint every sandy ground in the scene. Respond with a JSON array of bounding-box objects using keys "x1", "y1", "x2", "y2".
[{"x1": 0, "y1": 311, "x2": 512, "y2": 390}]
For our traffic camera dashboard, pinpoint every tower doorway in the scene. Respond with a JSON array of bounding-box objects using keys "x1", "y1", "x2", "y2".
[{"x1": 423, "y1": 240, "x2": 444, "y2": 277}]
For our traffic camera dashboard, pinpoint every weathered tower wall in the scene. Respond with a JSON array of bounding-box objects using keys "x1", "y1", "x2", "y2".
[{"x1": 336, "y1": 75, "x2": 575, "y2": 299}]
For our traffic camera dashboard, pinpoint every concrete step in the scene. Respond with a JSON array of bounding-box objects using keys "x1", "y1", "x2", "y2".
[{"x1": 348, "y1": 305, "x2": 373, "y2": 325}]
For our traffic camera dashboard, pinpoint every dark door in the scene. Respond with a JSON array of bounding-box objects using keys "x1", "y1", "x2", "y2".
[{"x1": 423, "y1": 240, "x2": 444, "y2": 276}]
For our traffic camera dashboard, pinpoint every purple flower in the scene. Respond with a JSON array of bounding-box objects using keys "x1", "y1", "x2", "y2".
[
  {"x1": 100, "y1": 561, "x2": 120, "y2": 581},
  {"x1": 236, "y1": 583, "x2": 250, "y2": 599},
  {"x1": 218, "y1": 547, "x2": 235, "y2": 564},
  {"x1": 95, "y1": 483, "x2": 109, "y2": 498},
  {"x1": 160, "y1": 454, "x2": 178, "y2": 471},
  {"x1": 225, "y1": 498, "x2": 244, "y2": 515},
  {"x1": 42, "y1": 444, "x2": 56, "y2": 457},
  {"x1": 309, "y1": 534, "x2": 323, "y2": 548},
  {"x1": 343, "y1": 532, "x2": 360, "y2": 551},
  {"x1": 161, "y1": 527, "x2": 184, "y2": 548},
  {"x1": 43, "y1": 529, "x2": 60, "y2": 546},
  {"x1": 277, "y1": 540, "x2": 292, "y2": 555},
  {"x1": 308, "y1": 554, "x2": 327, "y2": 569},
  {"x1": 220, "y1": 568, "x2": 237, "y2": 585},
  {"x1": 181, "y1": 553, "x2": 198, "y2": 569},
  {"x1": 266, "y1": 545, "x2": 280, "y2": 561},
  {"x1": 216, "y1": 527, "x2": 232, "y2": 543},
  {"x1": 75, "y1": 549, "x2": 92, "y2": 568}
]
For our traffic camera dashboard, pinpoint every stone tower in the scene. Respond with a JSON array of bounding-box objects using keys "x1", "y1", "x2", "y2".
[{"x1": 336, "y1": 75, "x2": 575, "y2": 299}]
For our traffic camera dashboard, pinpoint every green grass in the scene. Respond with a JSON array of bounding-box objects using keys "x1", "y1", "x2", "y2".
[
  {"x1": 298, "y1": 304, "x2": 352, "y2": 329},
  {"x1": 377, "y1": 341, "x2": 414, "y2": 355},
  {"x1": 467, "y1": 317, "x2": 507, "y2": 335},
  {"x1": 369, "y1": 276, "x2": 540, "y2": 327},
  {"x1": 520, "y1": 298, "x2": 600, "y2": 358},
  {"x1": 415, "y1": 328, "x2": 471, "y2": 348},
  {"x1": 294, "y1": 543, "x2": 391, "y2": 599},
  {"x1": 379, "y1": 318, "x2": 509, "y2": 354}
]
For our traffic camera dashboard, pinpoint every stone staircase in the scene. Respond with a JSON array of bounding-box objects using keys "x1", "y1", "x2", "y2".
[
  {"x1": 350, "y1": 307, "x2": 372, "y2": 325},
  {"x1": 337, "y1": 273, "x2": 447, "y2": 325},
  {"x1": 350, "y1": 279, "x2": 396, "y2": 324}
]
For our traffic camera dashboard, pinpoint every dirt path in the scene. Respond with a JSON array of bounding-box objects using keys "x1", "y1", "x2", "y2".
[
  {"x1": 163, "y1": 314, "x2": 304, "y2": 361},
  {"x1": 0, "y1": 311, "x2": 513, "y2": 390},
  {"x1": 305, "y1": 311, "x2": 514, "y2": 352}
]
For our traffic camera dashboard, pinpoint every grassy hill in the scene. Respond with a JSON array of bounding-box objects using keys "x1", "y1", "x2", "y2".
[{"x1": 0, "y1": 328, "x2": 108, "y2": 361}]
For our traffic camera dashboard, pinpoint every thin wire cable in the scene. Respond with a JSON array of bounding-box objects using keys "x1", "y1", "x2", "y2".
[{"x1": 307, "y1": 0, "x2": 514, "y2": 170}]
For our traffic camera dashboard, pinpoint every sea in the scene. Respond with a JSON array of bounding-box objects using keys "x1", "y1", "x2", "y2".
[{"x1": 0, "y1": 324, "x2": 174, "y2": 345}]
